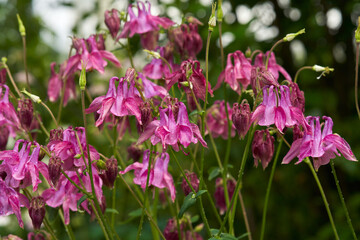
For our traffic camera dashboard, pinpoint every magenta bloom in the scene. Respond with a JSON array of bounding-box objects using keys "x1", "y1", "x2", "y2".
[
  {"x1": 48, "y1": 127, "x2": 100, "y2": 170},
  {"x1": 215, "y1": 51, "x2": 252, "y2": 94},
  {"x1": 0, "y1": 179, "x2": 29, "y2": 228},
  {"x1": 85, "y1": 71, "x2": 143, "y2": 127},
  {"x1": 119, "y1": 1, "x2": 174, "y2": 38},
  {"x1": 105, "y1": 9, "x2": 121, "y2": 39},
  {"x1": 254, "y1": 52, "x2": 291, "y2": 81},
  {"x1": 206, "y1": 100, "x2": 235, "y2": 139},
  {"x1": 251, "y1": 85, "x2": 310, "y2": 133},
  {"x1": 138, "y1": 102, "x2": 207, "y2": 151},
  {"x1": 282, "y1": 116, "x2": 357, "y2": 170},
  {"x1": 138, "y1": 73, "x2": 167, "y2": 99},
  {"x1": 64, "y1": 35, "x2": 121, "y2": 76},
  {"x1": 143, "y1": 46, "x2": 177, "y2": 79},
  {"x1": 120, "y1": 150, "x2": 176, "y2": 201},
  {"x1": 0, "y1": 140, "x2": 49, "y2": 191},
  {"x1": 0, "y1": 84, "x2": 20, "y2": 136},
  {"x1": 166, "y1": 60, "x2": 213, "y2": 102}
]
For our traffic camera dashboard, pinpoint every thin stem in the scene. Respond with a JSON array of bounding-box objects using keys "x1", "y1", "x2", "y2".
[
  {"x1": 265, "y1": 39, "x2": 284, "y2": 70},
  {"x1": 59, "y1": 209, "x2": 76, "y2": 240},
  {"x1": 202, "y1": 29, "x2": 212, "y2": 128},
  {"x1": 43, "y1": 217, "x2": 58, "y2": 240},
  {"x1": 111, "y1": 179, "x2": 117, "y2": 228},
  {"x1": 238, "y1": 191, "x2": 252, "y2": 240},
  {"x1": 40, "y1": 102, "x2": 59, "y2": 128},
  {"x1": 3, "y1": 64, "x2": 22, "y2": 98},
  {"x1": 223, "y1": 84, "x2": 232, "y2": 213},
  {"x1": 260, "y1": 139, "x2": 283, "y2": 240},
  {"x1": 127, "y1": 38, "x2": 135, "y2": 69},
  {"x1": 60, "y1": 169, "x2": 91, "y2": 197},
  {"x1": 294, "y1": 66, "x2": 313, "y2": 84},
  {"x1": 330, "y1": 160, "x2": 358, "y2": 240},
  {"x1": 35, "y1": 113, "x2": 50, "y2": 137},
  {"x1": 355, "y1": 43, "x2": 360, "y2": 120},
  {"x1": 218, "y1": 21, "x2": 225, "y2": 69},
  {"x1": 304, "y1": 157, "x2": 339, "y2": 240},
  {"x1": 250, "y1": 50, "x2": 263, "y2": 61},
  {"x1": 21, "y1": 36, "x2": 30, "y2": 90}
]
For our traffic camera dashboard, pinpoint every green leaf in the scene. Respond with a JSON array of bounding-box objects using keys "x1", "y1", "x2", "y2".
[
  {"x1": 210, "y1": 229, "x2": 239, "y2": 240},
  {"x1": 208, "y1": 167, "x2": 221, "y2": 181},
  {"x1": 190, "y1": 215, "x2": 199, "y2": 223},
  {"x1": 189, "y1": 110, "x2": 205, "y2": 117},
  {"x1": 105, "y1": 208, "x2": 119, "y2": 214},
  {"x1": 238, "y1": 232, "x2": 249, "y2": 239},
  {"x1": 128, "y1": 208, "x2": 143, "y2": 217},
  {"x1": 178, "y1": 193, "x2": 197, "y2": 218},
  {"x1": 77, "y1": 195, "x2": 88, "y2": 209},
  {"x1": 195, "y1": 190, "x2": 207, "y2": 198}
]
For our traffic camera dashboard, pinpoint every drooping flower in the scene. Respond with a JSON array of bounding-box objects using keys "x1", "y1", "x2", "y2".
[
  {"x1": 29, "y1": 196, "x2": 46, "y2": 230},
  {"x1": 118, "y1": 1, "x2": 174, "y2": 39},
  {"x1": 206, "y1": 100, "x2": 235, "y2": 139},
  {"x1": 232, "y1": 102, "x2": 252, "y2": 139},
  {"x1": 215, "y1": 51, "x2": 252, "y2": 94},
  {"x1": 181, "y1": 171, "x2": 199, "y2": 196},
  {"x1": 250, "y1": 66, "x2": 280, "y2": 96},
  {"x1": 17, "y1": 98, "x2": 33, "y2": 130},
  {"x1": 282, "y1": 116, "x2": 357, "y2": 170},
  {"x1": 0, "y1": 140, "x2": 49, "y2": 191},
  {"x1": 252, "y1": 129, "x2": 275, "y2": 169},
  {"x1": 64, "y1": 35, "x2": 121, "y2": 76},
  {"x1": 254, "y1": 51, "x2": 291, "y2": 81},
  {"x1": 137, "y1": 101, "x2": 207, "y2": 151},
  {"x1": 47, "y1": 127, "x2": 100, "y2": 170},
  {"x1": 104, "y1": 9, "x2": 121, "y2": 39},
  {"x1": 251, "y1": 85, "x2": 310, "y2": 133},
  {"x1": 140, "y1": 30, "x2": 159, "y2": 50},
  {"x1": 0, "y1": 84, "x2": 21, "y2": 135},
  {"x1": 138, "y1": 72, "x2": 167, "y2": 99},
  {"x1": 214, "y1": 178, "x2": 236, "y2": 215},
  {"x1": 119, "y1": 150, "x2": 176, "y2": 201},
  {"x1": 143, "y1": 46, "x2": 177, "y2": 79},
  {"x1": 166, "y1": 60, "x2": 213, "y2": 102},
  {"x1": 85, "y1": 70, "x2": 143, "y2": 127}
]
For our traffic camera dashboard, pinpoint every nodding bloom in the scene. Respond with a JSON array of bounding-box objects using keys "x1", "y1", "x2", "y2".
[
  {"x1": 0, "y1": 178, "x2": 29, "y2": 228},
  {"x1": 254, "y1": 51, "x2": 291, "y2": 81},
  {"x1": 251, "y1": 85, "x2": 310, "y2": 133},
  {"x1": 47, "y1": 127, "x2": 100, "y2": 170},
  {"x1": 289, "y1": 82, "x2": 305, "y2": 112},
  {"x1": 282, "y1": 116, "x2": 357, "y2": 170},
  {"x1": 0, "y1": 140, "x2": 49, "y2": 191},
  {"x1": 252, "y1": 129, "x2": 275, "y2": 169},
  {"x1": 0, "y1": 68, "x2": 6, "y2": 84},
  {"x1": 232, "y1": 102, "x2": 252, "y2": 139},
  {"x1": 42, "y1": 168, "x2": 103, "y2": 225},
  {"x1": 47, "y1": 62, "x2": 76, "y2": 106},
  {"x1": 64, "y1": 35, "x2": 121, "y2": 77},
  {"x1": 0, "y1": 84, "x2": 20, "y2": 136},
  {"x1": 137, "y1": 102, "x2": 207, "y2": 151},
  {"x1": 143, "y1": 46, "x2": 177, "y2": 79},
  {"x1": 137, "y1": 72, "x2": 168, "y2": 99},
  {"x1": 104, "y1": 9, "x2": 121, "y2": 39},
  {"x1": 214, "y1": 178, "x2": 236, "y2": 215},
  {"x1": 118, "y1": 1, "x2": 174, "y2": 39},
  {"x1": 215, "y1": 51, "x2": 252, "y2": 94},
  {"x1": 85, "y1": 70, "x2": 143, "y2": 127},
  {"x1": 120, "y1": 150, "x2": 176, "y2": 201},
  {"x1": 166, "y1": 60, "x2": 213, "y2": 102},
  {"x1": 206, "y1": 100, "x2": 236, "y2": 139}
]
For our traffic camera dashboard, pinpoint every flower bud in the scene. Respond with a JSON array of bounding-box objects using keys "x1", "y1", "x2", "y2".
[
  {"x1": 232, "y1": 102, "x2": 251, "y2": 139},
  {"x1": 49, "y1": 156, "x2": 62, "y2": 186},
  {"x1": 16, "y1": 14, "x2": 26, "y2": 37},
  {"x1": 105, "y1": 9, "x2": 120, "y2": 39},
  {"x1": 208, "y1": 2, "x2": 217, "y2": 31},
  {"x1": 252, "y1": 129, "x2": 275, "y2": 169},
  {"x1": 49, "y1": 128, "x2": 63, "y2": 142},
  {"x1": 105, "y1": 157, "x2": 118, "y2": 188},
  {"x1": 125, "y1": 67, "x2": 136, "y2": 82},
  {"x1": 214, "y1": 178, "x2": 236, "y2": 215},
  {"x1": 355, "y1": 16, "x2": 360, "y2": 43},
  {"x1": 289, "y1": 82, "x2": 305, "y2": 112},
  {"x1": 140, "y1": 101, "x2": 152, "y2": 130},
  {"x1": 141, "y1": 31, "x2": 159, "y2": 50},
  {"x1": 127, "y1": 144, "x2": 143, "y2": 162},
  {"x1": 163, "y1": 218, "x2": 185, "y2": 240},
  {"x1": 29, "y1": 196, "x2": 46, "y2": 230},
  {"x1": 21, "y1": 89, "x2": 41, "y2": 104},
  {"x1": 181, "y1": 171, "x2": 200, "y2": 196},
  {"x1": 79, "y1": 65, "x2": 86, "y2": 90},
  {"x1": 283, "y1": 28, "x2": 305, "y2": 42},
  {"x1": 0, "y1": 68, "x2": 6, "y2": 85},
  {"x1": 0, "y1": 125, "x2": 9, "y2": 150},
  {"x1": 28, "y1": 232, "x2": 47, "y2": 240},
  {"x1": 17, "y1": 98, "x2": 33, "y2": 130}
]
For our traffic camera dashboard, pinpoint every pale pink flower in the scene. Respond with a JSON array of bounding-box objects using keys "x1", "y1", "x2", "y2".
[
  {"x1": 0, "y1": 84, "x2": 20, "y2": 136},
  {"x1": 206, "y1": 100, "x2": 235, "y2": 139}
]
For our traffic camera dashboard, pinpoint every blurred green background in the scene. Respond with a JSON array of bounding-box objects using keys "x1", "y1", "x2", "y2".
[{"x1": 1, "y1": 0, "x2": 360, "y2": 239}]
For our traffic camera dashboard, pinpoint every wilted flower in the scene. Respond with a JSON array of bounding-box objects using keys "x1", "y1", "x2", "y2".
[
  {"x1": 119, "y1": 150, "x2": 176, "y2": 201},
  {"x1": 104, "y1": 9, "x2": 120, "y2": 39},
  {"x1": 206, "y1": 100, "x2": 235, "y2": 139},
  {"x1": 252, "y1": 129, "x2": 275, "y2": 169},
  {"x1": 289, "y1": 82, "x2": 305, "y2": 112},
  {"x1": 29, "y1": 196, "x2": 46, "y2": 230},
  {"x1": 181, "y1": 171, "x2": 200, "y2": 196},
  {"x1": 254, "y1": 51, "x2": 291, "y2": 81},
  {"x1": 0, "y1": 68, "x2": 6, "y2": 84},
  {"x1": 48, "y1": 156, "x2": 62, "y2": 186},
  {"x1": 282, "y1": 116, "x2": 357, "y2": 170},
  {"x1": 232, "y1": 102, "x2": 251, "y2": 139},
  {"x1": 214, "y1": 178, "x2": 236, "y2": 215},
  {"x1": 17, "y1": 98, "x2": 33, "y2": 130},
  {"x1": 137, "y1": 102, "x2": 207, "y2": 151}
]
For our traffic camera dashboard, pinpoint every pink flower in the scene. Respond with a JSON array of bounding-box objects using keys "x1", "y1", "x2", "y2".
[
  {"x1": 64, "y1": 35, "x2": 121, "y2": 76},
  {"x1": 252, "y1": 129, "x2": 275, "y2": 169},
  {"x1": 47, "y1": 62, "x2": 76, "y2": 106},
  {"x1": 138, "y1": 72, "x2": 168, "y2": 99},
  {"x1": 0, "y1": 84, "x2": 20, "y2": 136},
  {"x1": 85, "y1": 71, "x2": 143, "y2": 127},
  {"x1": 118, "y1": 1, "x2": 174, "y2": 38},
  {"x1": 206, "y1": 100, "x2": 235, "y2": 139},
  {"x1": 254, "y1": 51, "x2": 291, "y2": 81},
  {"x1": 215, "y1": 51, "x2": 252, "y2": 94},
  {"x1": 166, "y1": 60, "x2": 213, "y2": 102},
  {"x1": 138, "y1": 102, "x2": 207, "y2": 151},
  {"x1": 119, "y1": 150, "x2": 176, "y2": 201},
  {"x1": 282, "y1": 116, "x2": 357, "y2": 170},
  {"x1": 251, "y1": 85, "x2": 310, "y2": 133},
  {"x1": 0, "y1": 179, "x2": 29, "y2": 228},
  {"x1": 143, "y1": 46, "x2": 177, "y2": 79},
  {"x1": 47, "y1": 127, "x2": 100, "y2": 170},
  {"x1": 0, "y1": 140, "x2": 49, "y2": 191},
  {"x1": 105, "y1": 9, "x2": 121, "y2": 39}
]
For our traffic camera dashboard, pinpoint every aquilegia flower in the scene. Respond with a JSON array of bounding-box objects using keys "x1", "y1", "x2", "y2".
[
  {"x1": 282, "y1": 116, "x2": 357, "y2": 170},
  {"x1": 137, "y1": 101, "x2": 207, "y2": 151},
  {"x1": 252, "y1": 129, "x2": 275, "y2": 169},
  {"x1": 0, "y1": 84, "x2": 21, "y2": 136},
  {"x1": 254, "y1": 51, "x2": 291, "y2": 81},
  {"x1": 120, "y1": 150, "x2": 176, "y2": 201},
  {"x1": 251, "y1": 85, "x2": 310, "y2": 133},
  {"x1": 206, "y1": 100, "x2": 236, "y2": 139}
]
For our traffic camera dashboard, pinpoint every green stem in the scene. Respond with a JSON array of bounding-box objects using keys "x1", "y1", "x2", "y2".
[
  {"x1": 40, "y1": 101, "x2": 59, "y2": 128},
  {"x1": 127, "y1": 38, "x2": 135, "y2": 69},
  {"x1": 355, "y1": 43, "x2": 360, "y2": 120},
  {"x1": 21, "y1": 36, "x2": 30, "y2": 90},
  {"x1": 59, "y1": 209, "x2": 76, "y2": 240},
  {"x1": 111, "y1": 179, "x2": 117, "y2": 228},
  {"x1": 304, "y1": 157, "x2": 339, "y2": 240},
  {"x1": 218, "y1": 21, "x2": 225, "y2": 69},
  {"x1": 43, "y1": 217, "x2": 58, "y2": 240},
  {"x1": 330, "y1": 160, "x2": 358, "y2": 240},
  {"x1": 238, "y1": 191, "x2": 252, "y2": 240},
  {"x1": 3, "y1": 64, "x2": 23, "y2": 98},
  {"x1": 260, "y1": 139, "x2": 283, "y2": 240},
  {"x1": 35, "y1": 113, "x2": 50, "y2": 137},
  {"x1": 294, "y1": 66, "x2": 313, "y2": 84},
  {"x1": 265, "y1": 39, "x2": 283, "y2": 70}
]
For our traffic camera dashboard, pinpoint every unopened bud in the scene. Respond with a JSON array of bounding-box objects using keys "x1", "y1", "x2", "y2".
[
  {"x1": 29, "y1": 196, "x2": 46, "y2": 230},
  {"x1": 96, "y1": 159, "x2": 107, "y2": 170},
  {"x1": 289, "y1": 82, "x2": 305, "y2": 112},
  {"x1": 208, "y1": 2, "x2": 217, "y2": 30},
  {"x1": 38, "y1": 147, "x2": 46, "y2": 162},
  {"x1": 181, "y1": 171, "x2": 200, "y2": 196},
  {"x1": 18, "y1": 98, "x2": 33, "y2": 130},
  {"x1": 312, "y1": 65, "x2": 334, "y2": 73},
  {"x1": 74, "y1": 154, "x2": 82, "y2": 159},
  {"x1": 140, "y1": 101, "x2": 152, "y2": 130},
  {"x1": 0, "y1": 125, "x2": 9, "y2": 150},
  {"x1": 144, "y1": 49, "x2": 161, "y2": 59},
  {"x1": 49, "y1": 128, "x2": 63, "y2": 142},
  {"x1": 125, "y1": 67, "x2": 136, "y2": 82},
  {"x1": 0, "y1": 68, "x2": 6, "y2": 84},
  {"x1": 355, "y1": 16, "x2": 360, "y2": 43},
  {"x1": 127, "y1": 144, "x2": 143, "y2": 162},
  {"x1": 105, "y1": 9, "x2": 120, "y2": 39},
  {"x1": 79, "y1": 65, "x2": 86, "y2": 90},
  {"x1": 252, "y1": 129, "x2": 274, "y2": 169},
  {"x1": 49, "y1": 156, "x2": 62, "y2": 185},
  {"x1": 217, "y1": 0, "x2": 223, "y2": 22},
  {"x1": 232, "y1": 102, "x2": 251, "y2": 139},
  {"x1": 293, "y1": 124, "x2": 304, "y2": 141},
  {"x1": 1, "y1": 57, "x2": 7, "y2": 64},
  {"x1": 104, "y1": 157, "x2": 118, "y2": 188},
  {"x1": 245, "y1": 47, "x2": 252, "y2": 58},
  {"x1": 21, "y1": 89, "x2": 41, "y2": 104},
  {"x1": 283, "y1": 28, "x2": 305, "y2": 42},
  {"x1": 16, "y1": 14, "x2": 26, "y2": 37}
]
